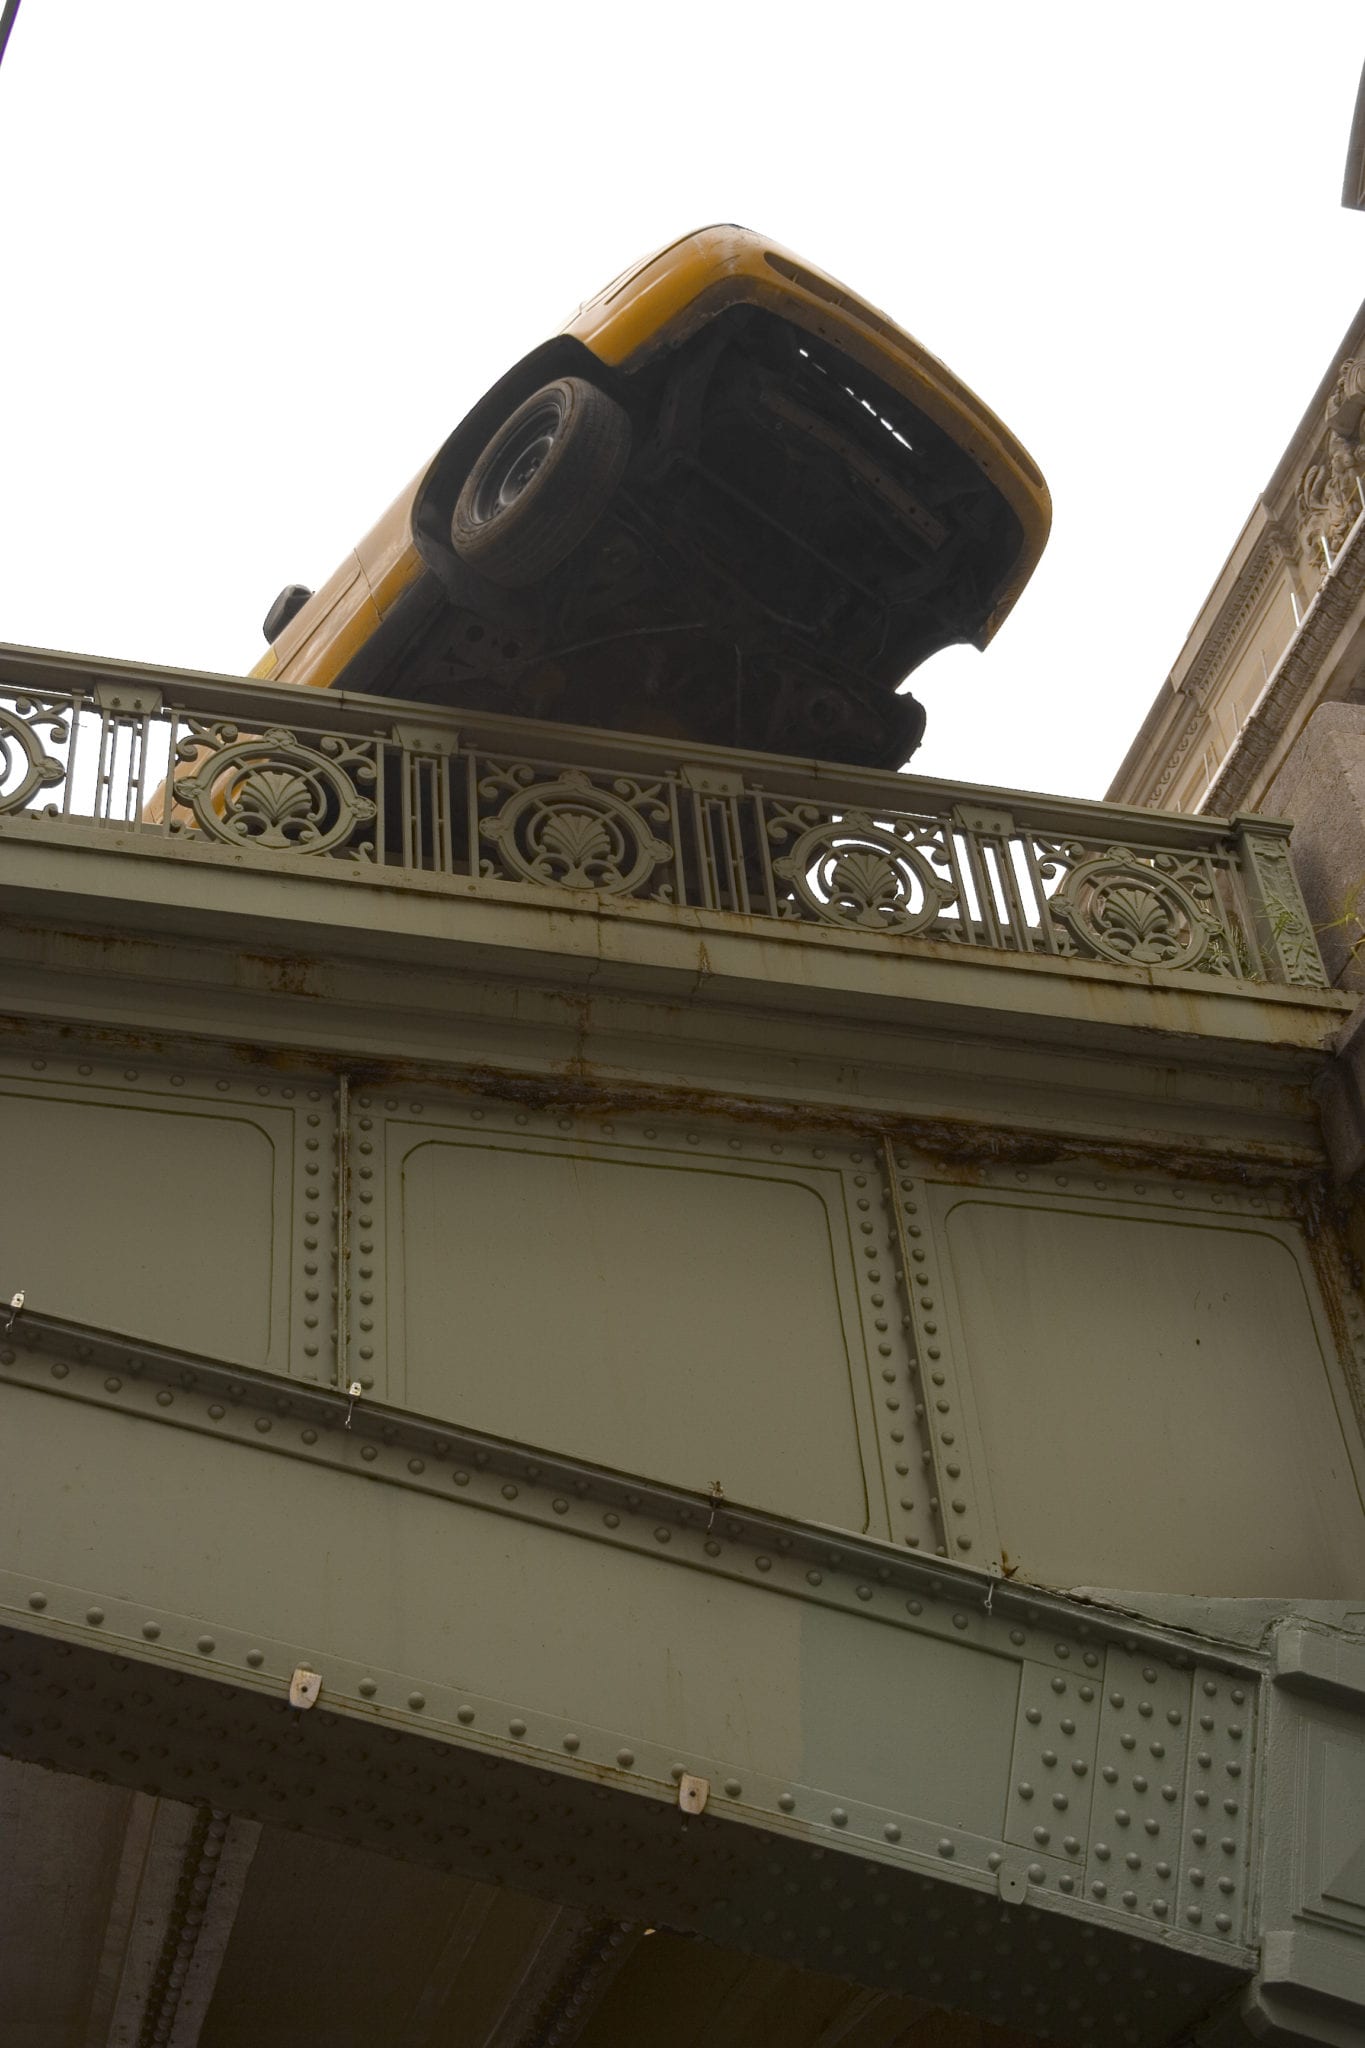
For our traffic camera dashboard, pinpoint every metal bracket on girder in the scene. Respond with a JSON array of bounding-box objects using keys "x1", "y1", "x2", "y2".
[
  {"x1": 288, "y1": 1666, "x2": 322, "y2": 1710},
  {"x1": 677, "y1": 1774, "x2": 710, "y2": 1816}
]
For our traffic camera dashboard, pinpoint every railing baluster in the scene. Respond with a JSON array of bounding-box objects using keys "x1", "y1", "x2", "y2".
[
  {"x1": 61, "y1": 695, "x2": 81, "y2": 817},
  {"x1": 667, "y1": 778, "x2": 688, "y2": 907},
  {"x1": 94, "y1": 707, "x2": 113, "y2": 823},
  {"x1": 466, "y1": 750, "x2": 480, "y2": 880},
  {"x1": 399, "y1": 742, "x2": 415, "y2": 870},
  {"x1": 963, "y1": 832, "x2": 1002, "y2": 948},
  {"x1": 935, "y1": 825, "x2": 971, "y2": 942},
  {"x1": 128, "y1": 711, "x2": 147, "y2": 824},
  {"x1": 693, "y1": 790, "x2": 716, "y2": 910},
  {"x1": 753, "y1": 792, "x2": 779, "y2": 919},
  {"x1": 1019, "y1": 833, "x2": 1062, "y2": 955},
  {"x1": 992, "y1": 832, "x2": 1034, "y2": 951},
  {"x1": 437, "y1": 749, "x2": 454, "y2": 874},
  {"x1": 725, "y1": 796, "x2": 750, "y2": 915}
]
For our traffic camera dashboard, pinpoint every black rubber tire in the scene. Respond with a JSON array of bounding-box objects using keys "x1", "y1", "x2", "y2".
[{"x1": 449, "y1": 377, "x2": 631, "y2": 586}]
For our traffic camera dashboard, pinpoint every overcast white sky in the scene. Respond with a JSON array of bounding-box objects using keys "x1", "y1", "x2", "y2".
[{"x1": 1, "y1": 2, "x2": 1361, "y2": 799}]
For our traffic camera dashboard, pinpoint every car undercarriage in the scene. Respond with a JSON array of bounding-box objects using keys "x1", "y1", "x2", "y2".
[{"x1": 341, "y1": 309, "x2": 1023, "y2": 770}]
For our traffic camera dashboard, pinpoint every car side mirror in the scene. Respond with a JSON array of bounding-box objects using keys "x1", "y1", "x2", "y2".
[{"x1": 261, "y1": 584, "x2": 314, "y2": 643}]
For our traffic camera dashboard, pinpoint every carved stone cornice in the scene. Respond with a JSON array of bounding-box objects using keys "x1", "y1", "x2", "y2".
[
  {"x1": 1113, "y1": 528, "x2": 1290, "y2": 810},
  {"x1": 1178, "y1": 532, "x2": 1284, "y2": 712},
  {"x1": 1204, "y1": 515, "x2": 1365, "y2": 815},
  {"x1": 1146, "y1": 699, "x2": 1207, "y2": 807},
  {"x1": 1114, "y1": 304, "x2": 1365, "y2": 815}
]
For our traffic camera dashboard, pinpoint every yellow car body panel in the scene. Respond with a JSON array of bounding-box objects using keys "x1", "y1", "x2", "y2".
[{"x1": 253, "y1": 483, "x2": 427, "y2": 687}]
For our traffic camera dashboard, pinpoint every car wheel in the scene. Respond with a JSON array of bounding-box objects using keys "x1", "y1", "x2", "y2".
[{"x1": 450, "y1": 377, "x2": 631, "y2": 586}]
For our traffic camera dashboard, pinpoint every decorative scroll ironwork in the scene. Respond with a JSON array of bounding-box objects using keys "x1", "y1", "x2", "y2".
[
  {"x1": 0, "y1": 696, "x2": 67, "y2": 814},
  {"x1": 1046, "y1": 845, "x2": 1239, "y2": 976},
  {"x1": 170, "y1": 725, "x2": 379, "y2": 858},
  {"x1": 766, "y1": 805, "x2": 955, "y2": 934},
  {"x1": 478, "y1": 763, "x2": 675, "y2": 898},
  {"x1": 0, "y1": 661, "x2": 1333, "y2": 991},
  {"x1": 759, "y1": 808, "x2": 1247, "y2": 976}
]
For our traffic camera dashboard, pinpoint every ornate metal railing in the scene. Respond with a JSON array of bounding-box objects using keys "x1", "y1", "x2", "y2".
[{"x1": 0, "y1": 646, "x2": 1328, "y2": 987}]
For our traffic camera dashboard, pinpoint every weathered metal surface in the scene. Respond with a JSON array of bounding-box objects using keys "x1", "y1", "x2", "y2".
[
  {"x1": 0, "y1": 809, "x2": 1350, "y2": 1211},
  {"x1": 0, "y1": 1277, "x2": 1330, "y2": 2043},
  {"x1": 0, "y1": 1615, "x2": 1251, "y2": 2048},
  {"x1": 357, "y1": 1093, "x2": 912, "y2": 1543},
  {"x1": 1, "y1": 1031, "x2": 1356, "y2": 2046},
  {"x1": 0, "y1": 1052, "x2": 333, "y2": 1377},
  {"x1": 4, "y1": 1044, "x2": 1360, "y2": 1599},
  {"x1": 0, "y1": 644, "x2": 1333, "y2": 988},
  {"x1": 906, "y1": 1160, "x2": 1365, "y2": 1595},
  {"x1": 2, "y1": 648, "x2": 1363, "y2": 2044}
]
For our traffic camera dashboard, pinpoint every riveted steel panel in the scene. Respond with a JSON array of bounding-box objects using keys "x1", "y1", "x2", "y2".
[
  {"x1": 1004, "y1": 1656, "x2": 1102, "y2": 1870},
  {"x1": 1086, "y1": 1650, "x2": 1197, "y2": 1930},
  {"x1": 351, "y1": 1088, "x2": 942, "y2": 1544},
  {"x1": 0, "y1": 1049, "x2": 336, "y2": 1379},
  {"x1": 1179, "y1": 1666, "x2": 1255, "y2": 1940},
  {"x1": 883, "y1": 1147, "x2": 989, "y2": 1565},
  {"x1": 0, "y1": 1317, "x2": 1258, "y2": 1947},
  {"x1": 0, "y1": 1378, "x2": 1017, "y2": 1835},
  {"x1": 916, "y1": 1166, "x2": 1365, "y2": 1597},
  {"x1": 0, "y1": 1628, "x2": 1252, "y2": 2048},
  {"x1": 0, "y1": 1306, "x2": 1274, "y2": 2028}
]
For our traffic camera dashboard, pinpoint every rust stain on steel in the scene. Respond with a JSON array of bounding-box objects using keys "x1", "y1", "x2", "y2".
[
  {"x1": 1289, "y1": 1177, "x2": 1365, "y2": 1426},
  {"x1": 0, "y1": 1009, "x2": 1327, "y2": 1188},
  {"x1": 421, "y1": 1060, "x2": 1325, "y2": 1192},
  {"x1": 234, "y1": 950, "x2": 327, "y2": 1000},
  {"x1": 0, "y1": 1012, "x2": 324, "y2": 1079}
]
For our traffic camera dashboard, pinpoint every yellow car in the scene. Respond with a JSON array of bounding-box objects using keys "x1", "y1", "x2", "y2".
[{"x1": 254, "y1": 226, "x2": 1050, "y2": 767}]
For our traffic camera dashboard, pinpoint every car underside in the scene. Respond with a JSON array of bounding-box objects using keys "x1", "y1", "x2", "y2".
[{"x1": 329, "y1": 308, "x2": 1025, "y2": 770}]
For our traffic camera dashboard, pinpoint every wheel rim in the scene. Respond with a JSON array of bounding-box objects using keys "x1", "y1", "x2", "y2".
[{"x1": 470, "y1": 398, "x2": 564, "y2": 526}]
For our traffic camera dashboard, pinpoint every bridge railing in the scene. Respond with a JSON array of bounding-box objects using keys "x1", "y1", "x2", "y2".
[{"x1": 0, "y1": 646, "x2": 1327, "y2": 987}]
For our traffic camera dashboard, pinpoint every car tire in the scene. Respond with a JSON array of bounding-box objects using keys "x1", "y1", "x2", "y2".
[{"x1": 450, "y1": 377, "x2": 631, "y2": 586}]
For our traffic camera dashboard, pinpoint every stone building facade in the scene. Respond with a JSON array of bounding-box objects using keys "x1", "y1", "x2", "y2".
[
  {"x1": 1109, "y1": 66, "x2": 1365, "y2": 1206},
  {"x1": 1107, "y1": 309, "x2": 1365, "y2": 829}
]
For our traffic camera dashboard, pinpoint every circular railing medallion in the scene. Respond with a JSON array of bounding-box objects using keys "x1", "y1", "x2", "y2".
[
  {"x1": 172, "y1": 728, "x2": 377, "y2": 855},
  {"x1": 771, "y1": 812, "x2": 953, "y2": 935},
  {"x1": 480, "y1": 769, "x2": 673, "y2": 896},
  {"x1": 1050, "y1": 847, "x2": 1220, "y2": 971},
  {"x1": 0, "y1": 701, "x2": 66, "y2": 815}
]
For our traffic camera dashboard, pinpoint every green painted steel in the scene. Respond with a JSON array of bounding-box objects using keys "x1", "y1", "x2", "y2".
[
  {"x1": 0, "y1": 1312, "x2": 1261, "y2": 1990},
  {"x1": 3, "y1": 1050, "x2": 1361, "y2": 1601},
  {"x1": 1, "y1": 645, "x2": 1364, "y2": 2043},
  {"x1": 931, "y1": 1190, "x2": 1365, "y2": 1595}
]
